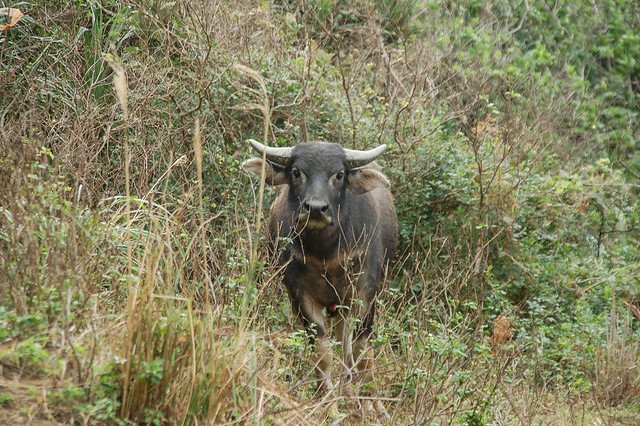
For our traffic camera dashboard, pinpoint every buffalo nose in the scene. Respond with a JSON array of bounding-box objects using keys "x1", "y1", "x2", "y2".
[{"x1": 302, "y1": 200, "x2": 329, "y2": 215}]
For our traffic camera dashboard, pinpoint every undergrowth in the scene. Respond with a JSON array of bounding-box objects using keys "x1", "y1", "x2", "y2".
[{"x1": 0, "y1": 0, "x2": 639, "y2": 424}]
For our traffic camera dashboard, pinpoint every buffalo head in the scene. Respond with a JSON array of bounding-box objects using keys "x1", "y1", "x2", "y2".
[{"x1": 243, "y1": 140, "x2": 390, "y2": 231}]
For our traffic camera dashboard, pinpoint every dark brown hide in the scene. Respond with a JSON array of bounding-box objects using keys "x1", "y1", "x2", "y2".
[{"x1": 243, "y1": 141, "x2": 398, "y2": 395}]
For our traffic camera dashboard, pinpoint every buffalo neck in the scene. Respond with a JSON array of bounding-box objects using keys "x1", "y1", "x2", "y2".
[{"x1": 296, "y1": 222, "x2": 340, "y2": 258}]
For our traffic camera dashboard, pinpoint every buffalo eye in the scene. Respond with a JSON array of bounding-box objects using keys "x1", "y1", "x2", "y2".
[
  {"x1": 291, "y1": 168, "x2": 301, "y2": 179},
  {"x1": 335, "y1": 171, "x2": 344, "y2": 181}
]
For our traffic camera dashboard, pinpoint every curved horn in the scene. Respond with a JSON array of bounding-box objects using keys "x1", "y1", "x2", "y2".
[
  {"x1": 247, "y1": 139, "x2": 292, "y2": 167},
  {"x1": 344, "y1": 144, "x2": 387, "y2": 169}
]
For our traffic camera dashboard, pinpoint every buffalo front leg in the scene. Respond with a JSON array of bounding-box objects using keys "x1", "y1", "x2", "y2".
[
  {"x1": 352, "y1": 332, "x2": 374, "y2": 385},
  {"x1": 300, "y1": 302, "x2": 344, "y2": 419},
  {"x1": 352, "y1": 302, "x2": 390, "y2": 419},
  {"x1": 334, "y1": 312, "x2": 354, "y2": 378},
  {"x1": 313, "y1": 334, "x2": 334, "y2": 394},
  {"x1": 335, "y1": 298, "x2": 375, "y2": 384},
  {"x1": 299, "y1": 297, "x2": 334, "y2": 394},
  {"x1": 352, "y1": 297, "x2": 376, "y2": 385}
]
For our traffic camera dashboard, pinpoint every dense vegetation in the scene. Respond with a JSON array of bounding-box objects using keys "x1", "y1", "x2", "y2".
[{"x1": 1, "y1": 0, "x2": 639, "y2": 424}]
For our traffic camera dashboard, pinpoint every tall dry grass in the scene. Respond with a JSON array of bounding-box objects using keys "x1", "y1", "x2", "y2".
[{"x1": 594, "y1": 308, "x2": 640, "y2": 407}]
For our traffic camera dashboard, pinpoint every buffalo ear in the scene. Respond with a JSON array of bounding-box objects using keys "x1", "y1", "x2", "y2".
[
  {"x1": 347, "y1": 167, "x2": 390, "y2": 194},
  {"x1": 242, "y1": 158, "x2": 288, "y2": 186}
]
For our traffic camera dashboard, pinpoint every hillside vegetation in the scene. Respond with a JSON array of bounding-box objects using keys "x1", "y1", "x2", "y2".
[{"x1": 1, "y1": 0, "x2": 639, "y2": 424}]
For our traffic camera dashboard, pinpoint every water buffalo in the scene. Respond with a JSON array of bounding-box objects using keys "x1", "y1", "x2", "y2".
[{"x1": 243, "y1": 140, "x2": 398, "y2": 407}]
